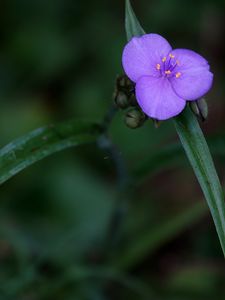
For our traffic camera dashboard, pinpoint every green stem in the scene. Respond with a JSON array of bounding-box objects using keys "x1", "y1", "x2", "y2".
[{"x1": 174, "y1": 107, "x2": 225, "y2": 255}]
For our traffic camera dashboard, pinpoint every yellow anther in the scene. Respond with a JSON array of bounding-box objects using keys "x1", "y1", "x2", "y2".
[
  {"x1": 175, "y1": 72, "x2": 181, "y2": 78},
  {"x1": 156, "y1": 63, "x2": 161, "y2": 70},
  {"x1": 169, "y1": 54, "x2": 175, "y2": 58},
  {"x1": 162, "y1": 57, "x2": 167, "y2": 62},
  {"x1": 165, "y1": 70, "x2": 171, "y2": 75},
  {"x1": 176, "y1": 60, "x2": 180, "y2": 66}
]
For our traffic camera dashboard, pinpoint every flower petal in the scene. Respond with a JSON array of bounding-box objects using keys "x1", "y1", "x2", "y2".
[
  {"x1": 122, "y1": 34, "x2": 172, "y2": 83},
  {"x1": 169, "y1": 49, "x2": 213, "y2": 100},
  {"x1": 136, "y1": 76, "x2": 186, "y2": 120}
]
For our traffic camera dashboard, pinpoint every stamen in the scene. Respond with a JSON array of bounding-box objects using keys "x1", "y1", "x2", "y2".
[
  {"x1": 175, "y1": 72, "x2": 181, "y2": 78},
  {"x1": 162, "y1": 57, "x2": 167, "y2": 62},
  {"x1": 156, "y1": 63, "x2": 161, "y2": 70},
  {"x1": 176, "y1": 60, "x2": 180, "y2": 66},
  {"x1": 169, "y1": 54, "x2": 175, "y2": 58},
  {"x1": 170, "y1": 61, "x2": 179, "y2": 72},
  {"x1": 165, "y1": 70, "x2": 171, "y2": 75}
]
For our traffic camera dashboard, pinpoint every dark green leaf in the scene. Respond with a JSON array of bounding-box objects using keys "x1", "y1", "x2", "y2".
[
  {"x1": 174, "y1": 107, "x2": 225, "y2": 255},
  {"x1": 112, "y1": 202, "x2": 207, "y2": 269},
  {"x1": 0, "y1": 119, "x2": 99, "y2": 185},
  {"x1": 134, "y1": 143, "x2": 182, "y2": 180},
  {"x1": 134, "y1": 135, "x2": 225, "y2": 181}
]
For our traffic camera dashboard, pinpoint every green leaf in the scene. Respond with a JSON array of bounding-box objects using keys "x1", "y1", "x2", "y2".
[
  {"x1": 174, "y1": 107, "x2": 225, "y2": 255},
  {"x1": 125, "y1": 0, "x2": 225, "y2": 255},
  {"x1": 134, "y1": 143, "x2": 182, "y2": 180},
  {"x1": 0, "y1": 119, "x2": 99, "y2": 185},
  {"x1": 125, "y1": 0, "x2": 145, "y2": 41},
  {"x1": 112, "y1": 202, "x2": 207, "y2": 270},
  {"x1": 134, "y1": 135, "x2": 225, "y2": 181}
]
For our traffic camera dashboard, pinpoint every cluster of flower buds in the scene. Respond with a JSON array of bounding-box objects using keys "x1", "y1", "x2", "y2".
[
  {"x1": 113, "y1": 75, "x2": 208, "y2": 128},
  {"x1": 113, "y1": 75, "x2": 147, "y2": 129}
]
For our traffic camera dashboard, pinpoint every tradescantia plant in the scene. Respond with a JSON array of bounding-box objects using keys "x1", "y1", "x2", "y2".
[
  {"x1": 123, "y1": 0, "x2": 225, "y2": 255},
  {"x1": 0, "y1": 0, "x2": 224, "y2": 258}
]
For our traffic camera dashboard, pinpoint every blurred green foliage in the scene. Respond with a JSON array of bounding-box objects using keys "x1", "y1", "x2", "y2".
[{"x1": 0, "y1": 0, "x2": 225, "y2": 299}]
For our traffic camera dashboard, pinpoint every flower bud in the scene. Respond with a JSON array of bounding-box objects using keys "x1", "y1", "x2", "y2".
[
  {"x1": 125, "y1": 108, "x2": 146, "y2": 129},
  {"x1": 197, "y1": 98, "x2": 208, "y2": 121},
  {"x1": 114, "y1": 91, "x2": 130, "y2": 109},
  {"x1": 190, "y1": 101, "x2": 199, "y2": 116},
  {"x1": 129, "y1": 93, "x2": 138, "y2": 106},
  {"x1": 114, "y1": 74, "x2": 137, "y2": 109},
  {"x1": 190, "y1": 98, "x2": 208, "y2": 121},
  {"x1": 117, "y1": 74, "x2": 133, "y2": 92}
]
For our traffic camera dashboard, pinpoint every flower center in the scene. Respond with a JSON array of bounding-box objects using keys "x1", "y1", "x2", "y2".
[{"x1": 155, "y1": 54, "x2": 182, "y2": 79}]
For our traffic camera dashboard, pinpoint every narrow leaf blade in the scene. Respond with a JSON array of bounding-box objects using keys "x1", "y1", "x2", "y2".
[
  {"x1": 0, "y1": 119, "x2": 99, "y2": 184},
  {"x1": 111, "y1": 202, "x2": 207, "y2": 269},
  {"x1": 125, "y1": 0, "x2": 145, "y2": 41},
  {"x1": 174, "y1": 107, "x2": 225, "y2": 255}
]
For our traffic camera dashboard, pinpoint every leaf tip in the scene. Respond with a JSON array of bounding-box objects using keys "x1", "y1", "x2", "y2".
[{"x1": 125, "y1": 0, "x2": 145, "y2": 41}]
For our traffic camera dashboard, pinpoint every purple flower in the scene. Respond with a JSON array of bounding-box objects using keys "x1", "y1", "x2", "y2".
[{"x1": 122, "y1": 34, "x2": 213, "y2": 120}]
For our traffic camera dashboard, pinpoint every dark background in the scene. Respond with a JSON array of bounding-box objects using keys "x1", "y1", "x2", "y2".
[{"x1": 0, "y1": 0, "x2": 225, "y2": 299}]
